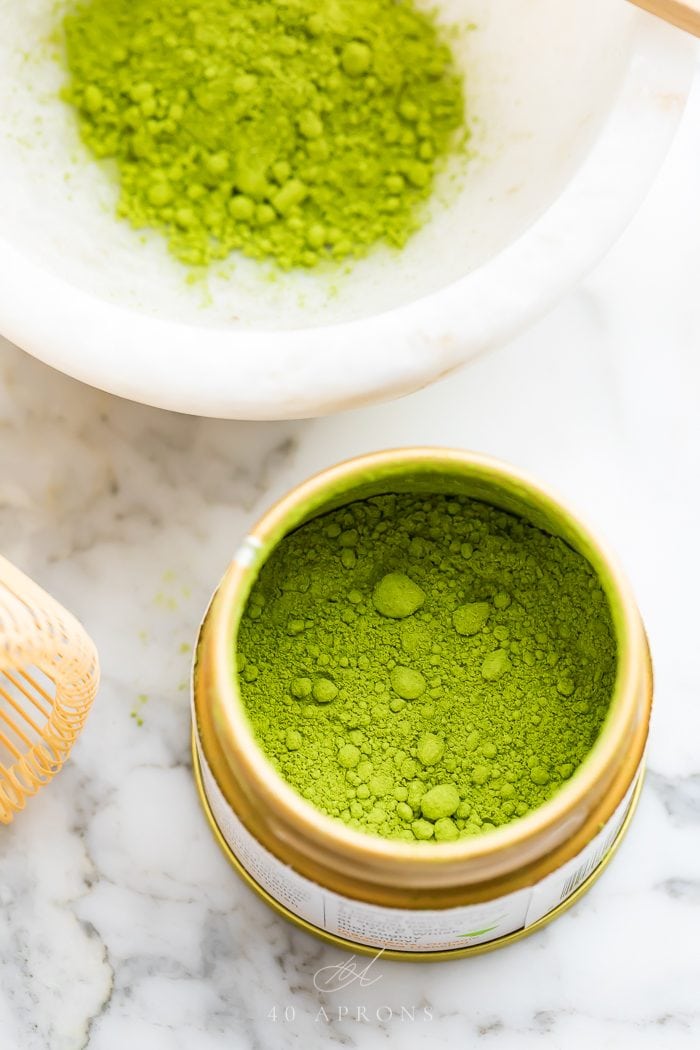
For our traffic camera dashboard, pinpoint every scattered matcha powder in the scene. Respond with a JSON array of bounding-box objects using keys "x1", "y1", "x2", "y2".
[
  {"x1": 237, "y1": 493, "x2": 617, "y2": 842},
  {"x1": 130, "y1": 692, "x2": 148, "y2": 726},
  {"x1": 61, "y1": 0, "x2": 466, "y2": 270}
]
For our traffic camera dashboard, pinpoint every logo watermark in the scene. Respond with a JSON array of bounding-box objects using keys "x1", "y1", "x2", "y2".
[
  {"x1": 266, "y1": 950, "x2": 433, "y2": 1024},
  {"x1": 313, "y1": 950, "x2": 384, "y2": 993}
]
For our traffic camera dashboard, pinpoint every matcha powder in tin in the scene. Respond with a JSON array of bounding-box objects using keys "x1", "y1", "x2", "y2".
[
  {"x1": 61, "y1": 0, "x2": 466, "y2": 270},
  {"x1": 237, "y1": 494, "x2": 617, "y2": 843}
]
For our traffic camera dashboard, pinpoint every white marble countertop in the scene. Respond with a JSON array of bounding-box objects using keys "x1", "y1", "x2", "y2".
[{"x1": 1, "y1": 65, "x2": 699, "y2": 1050}]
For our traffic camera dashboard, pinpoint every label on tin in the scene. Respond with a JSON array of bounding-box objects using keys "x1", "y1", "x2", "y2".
[{"x1": 196, "y1": 732, "x2": 639, "y2": 953}]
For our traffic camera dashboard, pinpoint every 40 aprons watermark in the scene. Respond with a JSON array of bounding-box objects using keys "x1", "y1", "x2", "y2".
[
  {"x1": 268, "y1": 1003, "x2": 435, "y2": 1024},
  {"x1": 267, "y1": 951, "x2": 434, "y2": 1024}
]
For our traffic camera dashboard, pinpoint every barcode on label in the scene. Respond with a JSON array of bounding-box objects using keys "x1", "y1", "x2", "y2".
[{"x1": 559, "y1": 825, "x2": 620, "y2": 901}]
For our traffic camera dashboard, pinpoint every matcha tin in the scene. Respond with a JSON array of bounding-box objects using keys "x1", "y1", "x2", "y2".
[{"x1": 192, "y1": 448, "x2": 651, "y2": 959}]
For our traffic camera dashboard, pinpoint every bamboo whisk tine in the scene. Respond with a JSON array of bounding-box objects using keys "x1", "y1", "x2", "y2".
[{"x1": 0, "y1": 557, "x2": 99, "y2": 823}]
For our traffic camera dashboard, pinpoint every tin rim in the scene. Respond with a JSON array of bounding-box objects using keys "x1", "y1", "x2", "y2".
[{"x1": 195, "y1": 448, "x2": 651, "y2": 895}]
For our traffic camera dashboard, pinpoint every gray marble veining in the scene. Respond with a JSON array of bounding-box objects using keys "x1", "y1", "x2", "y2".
[{"x1": 0, "y1": 66, "x2": 699, "y2": 1050}]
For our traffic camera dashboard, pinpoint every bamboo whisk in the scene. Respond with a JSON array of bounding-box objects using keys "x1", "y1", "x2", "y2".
[{"x1": 0, "y1": 557, "x2": 99, "y2": 823}]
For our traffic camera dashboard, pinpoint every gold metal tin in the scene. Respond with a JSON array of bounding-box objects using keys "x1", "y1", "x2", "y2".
[{"x1": 192, "y1": 448, "x2": 652, "y2": 958}]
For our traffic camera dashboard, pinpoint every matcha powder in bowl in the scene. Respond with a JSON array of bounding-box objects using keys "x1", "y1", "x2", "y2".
[{"x1": 61, "y1": 0, "x2": 467, "y2": 270}]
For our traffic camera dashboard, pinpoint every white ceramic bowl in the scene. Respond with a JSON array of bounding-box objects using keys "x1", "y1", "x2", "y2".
[{"x1": 0, "y1": 1, "x2": 695, "y2": 419}]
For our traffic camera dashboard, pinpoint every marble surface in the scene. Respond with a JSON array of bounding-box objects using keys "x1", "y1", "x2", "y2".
[{"x1": 0, "y1": 66, "x2": 699, "y2": 1050}]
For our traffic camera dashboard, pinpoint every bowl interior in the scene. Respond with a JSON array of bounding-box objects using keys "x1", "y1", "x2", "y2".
[{"x1": 0, "y1": 0, "x2": 635, "y2": 331}]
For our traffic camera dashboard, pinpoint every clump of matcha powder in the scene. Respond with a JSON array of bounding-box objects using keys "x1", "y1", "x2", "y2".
[
  {"x1": 61, "y1": 0, "x2": 466, "y2": 269},
  {"x1": 237, "y1": 493, "x2": 617, "y2": 843}
]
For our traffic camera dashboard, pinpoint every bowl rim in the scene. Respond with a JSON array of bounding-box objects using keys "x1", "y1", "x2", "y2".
[{"x1": 0, "y1": 13, "x2": 695, "y2": 419}]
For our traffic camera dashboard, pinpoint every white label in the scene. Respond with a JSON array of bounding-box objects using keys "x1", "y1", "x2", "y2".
[{"x1": 196, "y1": 730, "x2": 639, "y2": 953}]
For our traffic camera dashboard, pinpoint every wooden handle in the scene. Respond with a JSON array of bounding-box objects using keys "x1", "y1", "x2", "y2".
[{"x1": 628, "y1": 0, "x2": 700, "y2": 35}]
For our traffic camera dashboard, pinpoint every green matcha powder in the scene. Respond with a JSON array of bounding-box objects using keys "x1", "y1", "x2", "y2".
[
  {"x1": 237, "y1": 494, "x2": 617, "y2": 843},
  {"x1": 62, "y1": 0, "x2": 466, "y2": 270}
]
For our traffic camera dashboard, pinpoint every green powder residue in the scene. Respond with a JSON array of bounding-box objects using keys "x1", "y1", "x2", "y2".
[
  {"x1": 61, "y1": 0, "x2": 466, "y2": 270},
  {"x1": 237, "y1": 494, "x2": 617, "y2": 843},
  {"x1": 130, "y1": 692, "x2": 148, "y2": 727}
]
